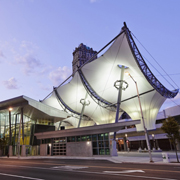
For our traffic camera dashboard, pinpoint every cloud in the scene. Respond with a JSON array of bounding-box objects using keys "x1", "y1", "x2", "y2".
[
  {"x1": 15, "y1": 53, "x2": 41, "y2": 75},
  {"x1": 0, "y1": 50, "x2": 4, "y2": 58},
  {"x1": 49, "y1": 66, "x2": 71, "y2": 86},
  {"x1": 20, "y1": 41, "x2": 38, "y2": 53},
  {"x1": 39, "y1": 65, "x2": 53, "y2": 76},
  {"x1": 3, "y1": 77, "x2": 18, "y2": 89}
]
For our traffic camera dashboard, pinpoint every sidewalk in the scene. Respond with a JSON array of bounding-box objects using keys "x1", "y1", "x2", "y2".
[{"x1": 1, "y1": 151, "x2": 180, "y2": 165}]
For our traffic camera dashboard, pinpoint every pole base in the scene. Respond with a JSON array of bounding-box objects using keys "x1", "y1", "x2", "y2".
[
  {"x1": 111, "y1": 140, "x2": 118, "y2": 156},
  {"x1": 21, "y1": 145, "x2": 26, "y2": 157}
]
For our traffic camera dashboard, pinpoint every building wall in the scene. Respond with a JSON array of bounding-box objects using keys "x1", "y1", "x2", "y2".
[
  {"x1": 40, "y1": 144, "x2": 47, "y2": 156},
  {"x1": 72, "y1": 43, "x2": 97, "y2": 74},
  {"x1": 66, "y1": 141, "x2": 92, "y2": 156}
]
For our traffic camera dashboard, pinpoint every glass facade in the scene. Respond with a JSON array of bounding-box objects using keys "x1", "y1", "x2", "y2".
[
  {"x1": 0, "y1": 113, "x2": 33, "y2": 145},
  {"x1": 0, "y1": 111, "x2": 54, "y2": 155}
]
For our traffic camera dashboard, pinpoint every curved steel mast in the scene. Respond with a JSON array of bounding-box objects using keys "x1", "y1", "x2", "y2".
[{"x1": 123, "y1": 22, "x2": 179, "y2": 98}]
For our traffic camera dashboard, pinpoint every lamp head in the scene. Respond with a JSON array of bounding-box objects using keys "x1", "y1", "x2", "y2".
[
  {"x1": 125, "y1": 71, "x2": 130, "y2": 76},
  {"x1": 8, "y1": 107, "x2": 13, "y2": 111}
]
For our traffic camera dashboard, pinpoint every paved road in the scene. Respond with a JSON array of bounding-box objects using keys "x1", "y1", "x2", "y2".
[{"x1": 0, "y1": 158, "x2": 179, "y2": 180}]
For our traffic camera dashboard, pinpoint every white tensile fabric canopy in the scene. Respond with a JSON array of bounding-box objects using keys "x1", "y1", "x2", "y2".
[{"x1": 42, "y1": 23, "x2": 178, "y2": 131}]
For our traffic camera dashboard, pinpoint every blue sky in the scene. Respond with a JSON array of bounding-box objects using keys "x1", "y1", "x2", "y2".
[{"x1": 0, "y1": 0, "x2": 180, "y2": 110}]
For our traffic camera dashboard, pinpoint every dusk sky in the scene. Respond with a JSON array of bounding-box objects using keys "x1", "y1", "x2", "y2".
[{"x1": 0, "y1": 0, "x2": 180, "y2": 110}]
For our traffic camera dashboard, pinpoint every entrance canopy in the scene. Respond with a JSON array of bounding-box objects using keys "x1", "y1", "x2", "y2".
[
  {"x1": 35, "y1": 120, "x2": 140, "y2": 140},
  {"x1": 42, "y1": 22, "x2": 178, "y2": 131},
  {"x1": 0, "y1": 96, "x2": 69, "y2": 122}
]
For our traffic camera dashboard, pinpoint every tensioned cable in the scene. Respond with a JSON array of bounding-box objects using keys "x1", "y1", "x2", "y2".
[
  {"x1": 166, "y1": 94, "x2": 180, "y2": 109},
  {"x1": 142, "y1": 55, "x2": 176, "y2": 89},
  {"x1": 156, "y1": 73, "x2": 180, "y2": 77},
  {"x1": 42, "y1": 30, "x2": 125, "y2": 101},
  {"x1": 131, "y1": 32, "x2": 179, "y2": 89}
]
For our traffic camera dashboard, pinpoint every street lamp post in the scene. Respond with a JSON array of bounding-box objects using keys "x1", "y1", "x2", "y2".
[{"x1": 126, "y1": 72, "x2": 153, "y2": 162}]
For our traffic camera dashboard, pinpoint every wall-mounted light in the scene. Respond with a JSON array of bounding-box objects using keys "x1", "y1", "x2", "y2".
[{"x1": 87, "y1": 141, "x2": 90, "y2": 145}]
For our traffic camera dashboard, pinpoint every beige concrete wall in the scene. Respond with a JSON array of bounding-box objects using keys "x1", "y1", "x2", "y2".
[
  {"x1": 66, "y1": 141, "x2": 92, "y2": 157},
  {"x1": 21, "y1": 145, "x2": 26, "y2": 157},
  {"x1": 40, "y1": 144, "x2": 47, "y2": 156}
]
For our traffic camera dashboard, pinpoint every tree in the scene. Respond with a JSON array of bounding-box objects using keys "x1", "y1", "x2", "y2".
[{"x1": 161, "y1": 117, "x2": 180, "y2": 163}]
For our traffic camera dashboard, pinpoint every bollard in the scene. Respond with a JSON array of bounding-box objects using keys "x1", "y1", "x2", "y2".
[{"x1": 162, "y1": 153, "x2": 170, "y2": 163}]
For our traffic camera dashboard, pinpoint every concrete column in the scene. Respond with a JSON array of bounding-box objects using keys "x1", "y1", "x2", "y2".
[
  {"x1": 40, "y1": 144, "x2": 48, "y2": 156},
  {"x1": 40, "y1": 144, "x2": 47, "y2": 156},
  {"x1": 21, "y1": 145, "x2": 26, "y2": 157}
]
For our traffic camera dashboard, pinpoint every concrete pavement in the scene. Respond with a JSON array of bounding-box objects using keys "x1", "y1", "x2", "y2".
[{"x1": 1, "y1": 151, "x2": 180, "y2": 165}]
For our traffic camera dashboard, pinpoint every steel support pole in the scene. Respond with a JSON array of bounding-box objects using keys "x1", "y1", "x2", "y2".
[
  {"x1": 78, "y1": 93, "x2": 88, "y2": 128},
  {"x1": 9, "y1": 111, "x2": 12, "y2": 146},
  {"x1": 13, "y1": 114, "x2": 17, "y2": 155},
  {"x1": 21, "y1": 108, "x2": 24, "y2": 145},
  {"x1": 8, "y1": 110, "x2": 13, "y2": 156},
  {"x1": 113, "y1": 65, "x2": 125, "y2": 140},
  {"x1": 129, "y1": 74, "x2": 153, "y2": 162}
]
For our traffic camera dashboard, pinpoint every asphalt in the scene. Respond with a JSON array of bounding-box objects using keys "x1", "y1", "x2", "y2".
[{"x1": 1, "y1": 151, "x2": 180, "y2": 165}]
